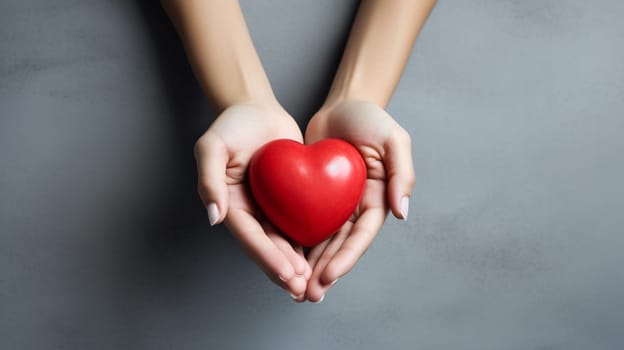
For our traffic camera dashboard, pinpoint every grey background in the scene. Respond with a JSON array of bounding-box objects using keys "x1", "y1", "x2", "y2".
[{"x1": 1, "y1": 0, "x2": 623, "y2": 349}]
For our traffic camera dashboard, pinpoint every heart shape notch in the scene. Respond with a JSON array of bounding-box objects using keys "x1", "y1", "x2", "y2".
[{"x1": 249, "y1": 138, "x2": 366, "y2": 247}]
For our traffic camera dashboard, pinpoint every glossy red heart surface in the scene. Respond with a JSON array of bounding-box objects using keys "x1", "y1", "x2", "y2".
[{"x1": 249, "y1": 138, "x2": 366, "y2": 247}]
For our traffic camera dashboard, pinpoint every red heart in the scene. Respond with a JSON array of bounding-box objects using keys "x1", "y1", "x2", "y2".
[{"x1": 249, "y1": 138, "x2": 366, "y2": 247}]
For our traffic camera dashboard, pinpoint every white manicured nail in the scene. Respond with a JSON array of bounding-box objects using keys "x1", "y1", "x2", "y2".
[
  {"x1": 207, "y1": 203, "x2": 219, "y2": 226},
  {"x1": 290, "y1": 293, "x2": 303, "y2": 301},
  {"x1": 312, "y1": 294, "x2": 325, "y2": 304},
  {"x1": 400, "y1": 196, "x2": 409, "y2": 221},
  {"x1": 329, "y1": 279, "x2": 339, "y2": 286}
]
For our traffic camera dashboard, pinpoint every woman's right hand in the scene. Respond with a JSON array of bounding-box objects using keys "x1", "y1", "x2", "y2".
[{"x1": 194, "y1": 102, "x2": 311, "y2": 300}]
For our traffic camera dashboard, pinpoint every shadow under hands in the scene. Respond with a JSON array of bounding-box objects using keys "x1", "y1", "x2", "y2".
[
  {"x1": 101, "y1": 2, "x2": 258, "y2": 344},
  {"x1": 127, "y1": 0, "x2": 231, "y2": 285}
]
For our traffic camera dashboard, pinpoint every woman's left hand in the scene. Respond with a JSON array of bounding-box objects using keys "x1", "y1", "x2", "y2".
[{"x1": 303, "y1": 100, "x2": 416, "y2": 303}]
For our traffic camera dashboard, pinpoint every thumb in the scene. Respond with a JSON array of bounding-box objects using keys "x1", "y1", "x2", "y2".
[
  {"x1": 384, "y1": 129, "x2": 416, "y2": 221},
  {"x1": 194, "y1": 134, "x2": 229, "y2": 226}
]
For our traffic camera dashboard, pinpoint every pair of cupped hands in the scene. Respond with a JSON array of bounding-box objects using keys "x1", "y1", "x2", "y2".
[{"x1": 194, "y1": 99, "x2": 415, "y2": 303}]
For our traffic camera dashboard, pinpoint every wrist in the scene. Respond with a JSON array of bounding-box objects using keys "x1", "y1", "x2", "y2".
[
  {"x1": 318, "y1": 97, "x2": 384, "y2": 117},
  {"x1": 322, "y1": 79, "x2": 388, "y2": 111},
  {"x1": 226, "y1": 93, "x2": 280, "y2": 109},
  {"x1": 214, "y1": 89, "x2": 280, "y2": 113},
  {"x1": 219, "y1": 97, "x2": 289, "y2": 122}
]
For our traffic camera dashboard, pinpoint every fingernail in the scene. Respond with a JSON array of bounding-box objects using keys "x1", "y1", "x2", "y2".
[
  {"x1": 290, "y1": 293, "x2": 304, "y2": 301},
  {"x1": 330, "y1": 279, "x2": 339, "y2": 286},
  {"x1": 278, "y1": 275, "x2": 288, "y2": 282},
  {"x1": 312, "y1": 294, "x2": 325, "y2": 304},
  {"x1": 207, "y1": 203, "x2": 219, "y2": 226},
  {"x1": 400, "y1": 196, "x2": 409, "y2": 221}
]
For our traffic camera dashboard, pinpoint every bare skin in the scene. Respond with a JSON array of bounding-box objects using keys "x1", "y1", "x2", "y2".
[
  {"x1": 161, "y1": 0, "x2": 437, "y2": 302},
  {"x1": 303, "y1": 0, "x2": 437, "y2": 302}
]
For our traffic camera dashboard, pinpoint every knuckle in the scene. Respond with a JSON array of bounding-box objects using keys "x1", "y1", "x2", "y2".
[
  {"x1": 396, "y1": 128, "x2": 412, "y2": 145},
  {"x1": 406, "y1": 171, "x2": 417, "y2": 188},
  {"x1": 193, "y1": 137, "x2": 205, "y2": 157},
  {"x1": 193, "y1": 132, "x2": 217, "y2": 157}
]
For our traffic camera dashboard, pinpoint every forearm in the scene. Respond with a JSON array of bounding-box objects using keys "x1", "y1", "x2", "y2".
[
  {"x1": 324, "y1": 0, "x2": 437, "y2": 108},
  {"x1": 161, "y1": 0, "x2": 277, "y2": 111}
]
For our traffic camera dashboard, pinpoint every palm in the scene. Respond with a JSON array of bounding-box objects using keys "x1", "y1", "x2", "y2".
[{"x1": 210, "y1": 104, "x2": 303, "y2": 213}]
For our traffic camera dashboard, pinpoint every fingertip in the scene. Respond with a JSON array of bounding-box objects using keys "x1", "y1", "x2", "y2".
[
  {"x1": 385, "y1": 132, "x2": 415, "y2": 220},
  {"x1": 195, "y1": 136, "x2": 229, "y2": 225},
  {"x1": 266, "y1": 233, "x2": 308, "y2": 279},
  {"x1": 305, "y1": 285, "x2": 326, "y2": 303},
  {"x1": 277, "y1": 265, "x2": 295, "y2": 283},
  {"x1": 388, "y1": 172, "x2": 414, "y2": 220},
  {"x1": 400, "y1": 195, "x2": 409, "y2": 221},
  {"x1": 286, "y1": 275, "x2": 307, "y2": 298},
  {"x1": 390, "y1": 207, "x2": 402, "y2": 220},
  {"x1": 207, "y1": 203, "x2": 220, "y2": 226},
  {"x1": 389, "y1": 195, "x2": 410, "y2": 221},
  {"x1": 320, "y1": 262, "x2": 343, "y2": 286},
  {"x1": 293, "y1": 256, "x2": 308, "y2": 278},
  {"x1": 289, "y1": 293, "x2": 305, "y2": 303},
  {"x1": 305, "y1": 270, "x2": 326, "y2": 302},
  {"x1": 294, "y1": 245, "x2": 312, "y2": 280},
  {"x1": 311, "y1": 294, "x2": 325, "y2": 304}
]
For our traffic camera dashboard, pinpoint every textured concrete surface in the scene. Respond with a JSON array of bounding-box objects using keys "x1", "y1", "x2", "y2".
[{"x1": 1, "y1": 0, "x2": 624, "y2": 349}]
